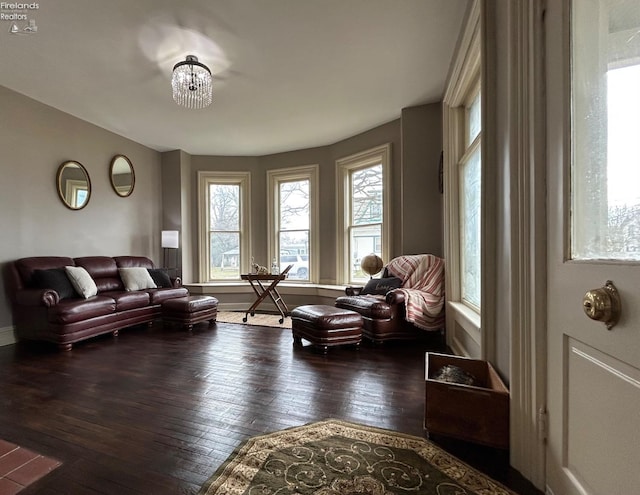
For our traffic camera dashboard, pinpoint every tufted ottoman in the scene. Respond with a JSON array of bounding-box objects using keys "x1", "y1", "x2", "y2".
[
  {"x1": 162, "y1": 295, "x2": 219, "y2": 330},
  {"x1": 291, "y1": 305, "x2": 363, "y2": 353}
]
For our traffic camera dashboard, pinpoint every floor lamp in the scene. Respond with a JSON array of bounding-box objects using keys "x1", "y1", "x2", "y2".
[{"x1": 161, "y1": 230, "x2": 179, "y2": 277}]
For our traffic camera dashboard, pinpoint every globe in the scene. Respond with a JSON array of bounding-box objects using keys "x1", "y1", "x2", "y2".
[{"x1": 360, "y1": 254, "x2": 384, "y2": 278}]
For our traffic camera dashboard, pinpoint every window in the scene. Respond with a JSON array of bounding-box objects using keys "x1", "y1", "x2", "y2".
[
  {"x1": 460, "y1": 88, "x2": 481, "y2": 309},
  {"x1": 267, "y1": 165, "x2": 318, "y2": 282},
  {"x1": 65, "y1": 180, "x2": 88, "y2": 208},
  {"x1": 198, "y1": 172, "x2": 251, "y2": 281},
  {"x1": 336, "y1": 144, "x2": 391, "y2": 284},
  {"x1": 443, "y1": 0, "x2": 482, "y2": 356},
  {"x1": 571, "y1": 0, "x2": 640, "y2": 260}
]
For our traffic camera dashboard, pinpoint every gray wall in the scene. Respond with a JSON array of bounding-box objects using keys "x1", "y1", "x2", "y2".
[
  {"x1": 0, "y1": 86, "x2": 443, "y2": 330},
  {"x1": 0, "y1": 85, "x2": 162, "y2": 330},
  {"x1": 401, "y1": 104, "x2": 443, "y2": 257},
  {"x1": 163, "y1": 103, "x2": 443, "y2": 286}
]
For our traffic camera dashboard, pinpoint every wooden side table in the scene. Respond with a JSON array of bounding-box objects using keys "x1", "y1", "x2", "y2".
[{"x1": 241, "y1": 266, "x2": 292, "y2": 324}]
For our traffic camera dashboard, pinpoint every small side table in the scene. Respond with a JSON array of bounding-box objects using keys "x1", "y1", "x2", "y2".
[{"x1": 241, "y1": 270, "x2": 291, "y2": 324}]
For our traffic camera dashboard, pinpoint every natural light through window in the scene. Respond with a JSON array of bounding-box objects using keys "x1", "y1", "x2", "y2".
[
  {"x1": 278, "y1": 179, "x2": 310, "y2": 280},
  {"x1": 208, "y1": 183, "x2": 241, "y2": 280},
  {"x1": 336, "y1": 144, "x2": 391, "y2": 285},
  {"x1": 607, "y1": 65, "x2": 640, "y2": 208},
  {"x1": 460, "y1": 89, "x2": 481, "y2": 309},
  {"x1": 571, "y1": 0, "x2": 640, "y2": 260},
  {"x1": 349, "y1": 164, "x2": 383, "y2": 283},
  {"x1": 268, "y1": 165, "x2": 317, "y2": 283},
  {"x1": 198, "y1": 171, "x2": 250, "y2": 282}
]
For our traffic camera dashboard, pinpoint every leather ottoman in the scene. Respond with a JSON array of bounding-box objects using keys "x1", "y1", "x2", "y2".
[
  {"x1": 162, "y1": 295, "x2": 218, "y2": 330},
  {"x1": 291, "y1": 305, "x2": 363, "y2": 353}
]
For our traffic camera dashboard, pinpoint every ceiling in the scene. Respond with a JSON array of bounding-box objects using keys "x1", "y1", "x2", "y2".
[{"x1": 0, "y1": 0, "x2": 469, "y2": 156}]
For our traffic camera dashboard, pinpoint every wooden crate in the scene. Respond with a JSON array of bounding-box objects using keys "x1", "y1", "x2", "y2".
[{"x1": 424, "y1": 352, "x2": 509, "y2": 449}]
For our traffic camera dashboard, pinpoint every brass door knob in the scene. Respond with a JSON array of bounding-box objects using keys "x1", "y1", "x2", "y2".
[{"x1": 582, "y1": 280, "x2": 621, "y2": 330}]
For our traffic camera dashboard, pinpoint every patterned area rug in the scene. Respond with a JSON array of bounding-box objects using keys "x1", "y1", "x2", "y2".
[
  {"x1": 199, "y1": 419, "x2": 517, "y2": 495},
  {"x1": 216, "y1": 311, "x2": 292, "y2": 329}
]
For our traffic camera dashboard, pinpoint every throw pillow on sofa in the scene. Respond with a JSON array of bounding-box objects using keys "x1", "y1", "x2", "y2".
[
  {"x1": 32, "y1": 268, "x2": 78, "y2": 299},
  {"x1": 118, "y1": 267, "x2": 157, "y2": 291},
  {"x1": 147, "y1": 268, "x2": 172, "y2": 288},
  {"x1": 360, "y1": 276, "x2": 402, "y2": 295},
  {"x1": 65, "y1": 266, "x2": 98, "y2": 299}
]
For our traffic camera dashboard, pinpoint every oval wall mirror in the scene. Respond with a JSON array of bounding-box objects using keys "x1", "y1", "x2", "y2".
[
  {"x1": 109, "y1": 154, "x2": 135, "y2": 197},
  {"x1": 56, "y1": 160, "x2": 91, "y2": 210}
]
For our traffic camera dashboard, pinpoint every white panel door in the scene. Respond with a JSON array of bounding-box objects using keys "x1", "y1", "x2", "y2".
[{"x1": 546, "y1": 1, "x2": 640, "y2": 494}]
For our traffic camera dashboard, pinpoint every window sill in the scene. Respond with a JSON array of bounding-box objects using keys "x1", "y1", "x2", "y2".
[
  {"x1": 186, "y1": 282, "x2": 348, "y2": 298},
  {"x1": 447, "y1": 301, "x2": 481, "y2": 345}
]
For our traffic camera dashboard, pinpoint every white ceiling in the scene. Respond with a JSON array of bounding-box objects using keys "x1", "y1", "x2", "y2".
[{"x1": 0, "y1": 0, "x2": 469, "y2": 156}]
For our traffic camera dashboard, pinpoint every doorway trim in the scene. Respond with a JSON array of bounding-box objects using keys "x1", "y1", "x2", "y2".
[{"x1": 501, "y1": 1, "x2": 547, "y2": 488}]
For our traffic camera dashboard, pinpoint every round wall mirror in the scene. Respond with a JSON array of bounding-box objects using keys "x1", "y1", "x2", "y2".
[
  {"x1": 109, "y1": 154, "x2": 135, "y2": 197},
  {"x1": 56, "y1": 161, "x2": 91, "y2": 210}
]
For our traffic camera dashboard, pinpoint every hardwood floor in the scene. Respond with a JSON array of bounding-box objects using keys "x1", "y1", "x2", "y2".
[{"x1": 0, "y1": 321, "x2": 542, "y2": 495}]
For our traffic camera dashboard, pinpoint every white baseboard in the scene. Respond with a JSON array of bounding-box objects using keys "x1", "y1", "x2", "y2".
[{"x1": 0, "y1": 326, "x2": 16, "y2": 347}]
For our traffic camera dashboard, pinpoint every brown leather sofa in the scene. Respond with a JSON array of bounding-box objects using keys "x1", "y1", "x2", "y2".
[{"x1": 7, "y1": 256, "x2": 188, "y2": 350}]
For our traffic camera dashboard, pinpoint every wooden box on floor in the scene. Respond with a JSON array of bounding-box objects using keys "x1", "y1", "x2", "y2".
[{"x1": 424, "y1": 352, "x2": 509, "y2": 449}]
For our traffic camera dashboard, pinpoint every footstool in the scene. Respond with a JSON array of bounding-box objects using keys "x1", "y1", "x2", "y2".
[
  {"x1": 162, "y1": 295, "x2": 219, "y2": 330},
  {"x1": 291, "y1": 305, "x2": 363, "y2": 353}
]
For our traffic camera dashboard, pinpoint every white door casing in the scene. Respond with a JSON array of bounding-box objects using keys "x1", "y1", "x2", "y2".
[{"x1": 546, "y1": 1, "x2": 640, "y2": 494}]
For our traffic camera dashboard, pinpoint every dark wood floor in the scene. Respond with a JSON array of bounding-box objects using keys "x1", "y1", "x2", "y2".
[{"x1": 0, "y1": 321, "x2": 542, "y2": 495}]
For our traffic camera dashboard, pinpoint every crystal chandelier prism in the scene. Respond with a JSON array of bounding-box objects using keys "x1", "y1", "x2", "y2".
[{"x1": 171, "y1": 55, "x2": 212, "y2": 109}]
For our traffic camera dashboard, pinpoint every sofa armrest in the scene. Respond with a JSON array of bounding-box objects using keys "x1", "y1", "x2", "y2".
[
  {"x1": 386, "y1": 289, "x2": 406, "y2": 305},
  {"x1": 345, "y1": 286, "x2": 363, "y2": 296},
  {"x1": 15, "y1": 288, "x2": 59, "y2": 307}
]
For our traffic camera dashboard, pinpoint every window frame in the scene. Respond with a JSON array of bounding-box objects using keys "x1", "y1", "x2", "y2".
[
  {"x1": 459, "y1": 84, "x2": 482, "y2": 311},
  {"x1": 197, "y1": 171, "x2": 251, "y2": 282},
  {"x1": 443, "y1": 0, "x2": 483, "y2": 356},
  {"x1": 267, "y1": 164, "x2": 319, "y2": 283},
  {"x1": 336, "y1": 144, "x2": 391, "y2": 285}
]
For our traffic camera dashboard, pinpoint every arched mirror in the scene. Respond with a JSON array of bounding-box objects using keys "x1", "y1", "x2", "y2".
[
  {"x1": 56, "y1": 160, "x2": 91, "y2": 210},
  {"x1": 109, "y1": 154, "x2": 135, "y2": 197}
]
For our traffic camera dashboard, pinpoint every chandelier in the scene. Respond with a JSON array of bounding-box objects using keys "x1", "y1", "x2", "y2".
[{"x1": 171, "y1": 55, "x2": 212, "y2": 109}]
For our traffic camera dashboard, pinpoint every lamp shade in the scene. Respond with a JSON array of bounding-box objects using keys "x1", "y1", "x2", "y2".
[{"x1": 161, "y1": 230, "x2": 179, "y2": 249}]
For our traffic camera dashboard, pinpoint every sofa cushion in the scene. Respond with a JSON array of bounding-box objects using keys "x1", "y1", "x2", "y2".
[
  {"x1": 74, "y1": 257, "x2": 123, "y2": 292},
  {"x1": 148, "y1": 268, "x2": 172, "y2": 288},
  {"x1": 118, "y1": 267, "x2": 157, "y2": 291},
  {"x1": 147, "y1": 287, "x2": 189, "y2": 304},
  {"x1": 101, "y1": 290, "x2": 151, "y2": 311},
  {"x1": 32, "y1": 268, "x2": 78, "y2": 300},
  {"x1": 335, "y1": 295, "x2": 393, "y2": 319},
  {"x1": 16, "y1": 257, "x2": 75, "y2": 288},
  {"x1": 47, "y1": 296, "x2": 116, "y2": 324},
  {"x1": 114, "y1": 256, "x2": 154, "y2": 269},
  {"x1": 65, "y1": 266, "x2": 98, "y2": 299},
  {"x1": 360, "y1": 276, "x2": 402, "y2": 295}
]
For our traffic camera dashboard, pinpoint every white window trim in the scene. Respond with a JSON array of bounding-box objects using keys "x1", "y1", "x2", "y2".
[
  {"x1": 266, "y1": 164, "x2": 319, "y2": 283},
  {"x1": 335, "y1": 143, "x2": 391, "y2": 285},
  {"x1": 66, "y1": 179, "x2": 88, "y2": 208},
  {"x1": 197, "y1": 171, "x2": 251, "y2": 282},
  {"x1": 443, "y1": 0, "x2": 482, "y2": 357}
]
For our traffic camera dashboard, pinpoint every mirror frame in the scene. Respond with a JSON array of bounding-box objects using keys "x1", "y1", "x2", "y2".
[
  {"x1": 56, "y1": 160, "x2": 91, "y2": 210},
  {"x1": 109, "y1": 154, "x2": 135, "y2": 197}
]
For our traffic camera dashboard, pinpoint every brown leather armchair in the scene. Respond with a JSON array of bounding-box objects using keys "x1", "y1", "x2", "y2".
[{"x1": 335, "y1": 254, "x2": 445, "y2": 343}]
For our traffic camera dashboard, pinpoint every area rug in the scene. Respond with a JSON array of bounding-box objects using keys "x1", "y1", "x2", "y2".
[
  {"x1": 216, "y1": 311, "x2": 292, "y2": 329},
  {"x1": 199, "y1": 419, "x2": 517, "y2": 495}
]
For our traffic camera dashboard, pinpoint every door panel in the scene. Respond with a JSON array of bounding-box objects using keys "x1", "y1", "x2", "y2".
[
  {"x1": 546, "y1": 1, "x2": 640, "y2": 494},
  {"x1": 565, "y1": 338, "x2": 640, "y2": 494}
]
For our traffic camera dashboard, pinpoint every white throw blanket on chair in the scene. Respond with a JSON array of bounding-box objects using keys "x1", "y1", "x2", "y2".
[{"x1": 385, "y1": 254, "x2": 445, "y2": 331}]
